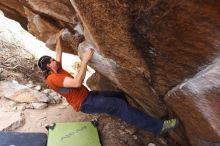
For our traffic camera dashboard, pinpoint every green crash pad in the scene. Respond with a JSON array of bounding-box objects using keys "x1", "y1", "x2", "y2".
[{"x1": 47, "y1": 122, "x2": 101, "y2": 146}]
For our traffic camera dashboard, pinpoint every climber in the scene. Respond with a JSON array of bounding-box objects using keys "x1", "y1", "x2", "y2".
[{"x1": 37, "y1": 29, "x2": 178, "y2": 135}]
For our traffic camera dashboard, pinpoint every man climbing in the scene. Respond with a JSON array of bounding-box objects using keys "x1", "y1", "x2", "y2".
[{"x1": 37, "y1": 29, "x2": 178, "y2": 135}]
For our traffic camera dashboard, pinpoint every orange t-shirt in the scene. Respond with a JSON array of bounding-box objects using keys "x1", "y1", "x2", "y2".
[{"x1": 46, "y1": 69, "x2": 89, "y2": 111}]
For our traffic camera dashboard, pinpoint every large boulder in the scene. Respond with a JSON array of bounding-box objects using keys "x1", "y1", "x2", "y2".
[
  {"x1": 165, "y1": 58, "x2": 220, "y2": 145},
  {"x1": 24, "y1": 8, "x2": 59, "y2": 42},
  {"x1": 86, "y1": 72, "x2": 118, "y2": 91},
  {"x1": 0, "y1": 0, "x2": 220, "y2": 145},
  {"x1": 18, "y1": 0, "x2": 77, "y2": 24},
  {"x1": 71, "y1": 0, "x2": 220, "y2": 116},
  {"x1": 0, "y1": 0, "x2": 82, "y2": 53},
  {"x1": 0, "y1": 81, "x2": 49, "y2": 103},
  {"x1": 0, "y1": 0, "x2": 27, "y2": 29},
  {"x1": 0, "y1": 111, "x2": 25, "y2": 131}
]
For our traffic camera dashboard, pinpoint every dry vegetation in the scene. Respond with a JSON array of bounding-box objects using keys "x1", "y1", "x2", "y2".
[{"x1": 0, "y1": 47, "x2": 45, "y2": 86}]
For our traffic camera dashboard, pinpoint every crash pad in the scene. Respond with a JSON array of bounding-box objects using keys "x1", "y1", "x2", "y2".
[
  {"x1": 47, "y1": 122, "x2": 101, "y2": 146},
  {"x1": 0, "y1": 132, "x2": 47, "y2": 146}
]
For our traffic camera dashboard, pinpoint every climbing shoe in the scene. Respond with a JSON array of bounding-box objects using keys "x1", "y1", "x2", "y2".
[{"x1": 160, "y1": 118, "x2": 179, "y2": 134}]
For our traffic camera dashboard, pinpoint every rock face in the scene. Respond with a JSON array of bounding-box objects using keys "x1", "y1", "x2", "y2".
[
  {"x1": 0, "y1": 81, "x2": 49, "y2": 103},
  {"x1": 0, "y1": 0, "x2": 220, "y2": 145},
  {"x1": 0, "y1": 111, "x2": 25, "y2": 131},
  {"x1": 0, "y1": 81, "x2": 62, "y2": 110},
  {"x1": 86, "y1": 72, "x2": 118, "y2": 91},
  {"x1": 0, "y1": 0, "x2": 27, "y2": 29},
  {"x1": 165, "y1": 58, "x2": 220, "y2": 145}
]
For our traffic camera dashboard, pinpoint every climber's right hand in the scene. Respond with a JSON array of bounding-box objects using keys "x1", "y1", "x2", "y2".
[
  {"x1": 81, "y1": 48, "x2": 94, "y2": 63},
  {"x1": 56, "y1": 28, "x2": 65, "y2": 41}
]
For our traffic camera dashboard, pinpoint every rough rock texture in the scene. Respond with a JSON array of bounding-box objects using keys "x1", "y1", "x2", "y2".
[
  {"x1": 24, "y1": 8, "x2": 59, "y2": 42},
  {"x1": 72, "y1": 1, "x2": 220, "y2": 145},
  {"x1": 72, "y1": 0, "x2": 165, "y2": 116},
  {"x1": 78, "y1": 40, "x2": 166, "y2": 116},
  {"x1": 19, "y1": 0, "x2": 77, "y2": 24},
  {"x1": 0, "y1": 0, "x2": 82, "y2": 54},
  {"x1": 0, "y1": 81, "x2": 49, "y2": 103},
  {"x1": 1, "y1": 0, "x2": 220, "y2": 145},
  {"x1": 18, "y1": 0, "x2": 83, "y2": 54},
  {"x1": 86, "y1": 72, "x2": 118, "y2": 91},
  {"x1": 133, "y1": 0, "x2": 220, "y2": 96},
  {"x1": 0, "y1": 0, "x2": 27, "y2": 29},
  {"x1": 0, "y1": 111, "x2": 25, "y2": 131},
  {"x1": 165, "y1": 58, "x2": 220, "y2": 145}
]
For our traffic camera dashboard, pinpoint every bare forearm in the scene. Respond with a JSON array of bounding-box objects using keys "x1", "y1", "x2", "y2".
[
  {"x1": 62, "y1": 48, "x2": 94, "y2": 88},
  {"x1": 56, "y1": 36, "x2": 62, "y2": 62},
  {"x1": 74, "y1": 61, "x2": 88, "y2": 86}
]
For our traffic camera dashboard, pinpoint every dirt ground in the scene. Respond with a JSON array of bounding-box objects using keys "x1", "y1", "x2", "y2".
[{"x1": 0, "y1": 46, "x2": 169, "y2": 146}]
